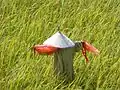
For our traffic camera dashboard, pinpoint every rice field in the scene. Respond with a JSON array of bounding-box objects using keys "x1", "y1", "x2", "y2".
[{"x1": 0, "y1": 0, "x2": 120, "y2": 89}]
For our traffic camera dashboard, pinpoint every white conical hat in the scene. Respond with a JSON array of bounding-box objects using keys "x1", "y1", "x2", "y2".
[{"x1": 43, "y1": 31, "x2": 75, "y2": 48}]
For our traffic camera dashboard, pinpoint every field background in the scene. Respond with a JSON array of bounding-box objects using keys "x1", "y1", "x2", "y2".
[{"x1": 0, "y1": 0, "x2": 120, "y2": 89}]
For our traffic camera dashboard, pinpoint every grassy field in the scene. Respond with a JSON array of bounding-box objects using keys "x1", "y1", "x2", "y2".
[{"x1": 0, "y1": 0, "x2": 120, "y2": 89}]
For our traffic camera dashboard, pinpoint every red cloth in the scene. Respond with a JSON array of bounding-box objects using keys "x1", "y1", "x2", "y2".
[{"x1": 33, "y1": 45, "x2": 58, "y2": 55}]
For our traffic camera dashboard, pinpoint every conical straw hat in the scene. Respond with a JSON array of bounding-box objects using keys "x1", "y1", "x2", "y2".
[{"x1": 43, "y1": 31, "x2": 75, "y2": 48}]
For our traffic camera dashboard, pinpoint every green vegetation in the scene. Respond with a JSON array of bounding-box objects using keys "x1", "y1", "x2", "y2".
[{"x1": 0, "y1": 0, "x2": 120, "y2": 89}]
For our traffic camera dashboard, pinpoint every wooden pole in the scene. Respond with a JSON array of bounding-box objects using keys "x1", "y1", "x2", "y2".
[{"x1": 53, "y1": 41, "x2": 82, "y2": 82}]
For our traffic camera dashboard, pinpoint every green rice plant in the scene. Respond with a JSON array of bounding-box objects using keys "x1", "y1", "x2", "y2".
[{"x1": 0, "y1": 0, "x2": 120, "y2": 89}]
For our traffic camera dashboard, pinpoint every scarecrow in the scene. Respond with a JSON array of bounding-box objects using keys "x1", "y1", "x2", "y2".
[{"x1": 33, "y1": 31, "x2": 99, "y2": 81}]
